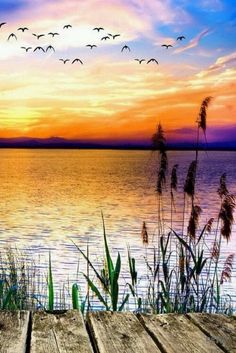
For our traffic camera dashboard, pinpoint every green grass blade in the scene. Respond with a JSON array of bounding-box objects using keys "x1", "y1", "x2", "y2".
[
  {"x1": 83, "y1": 274, "x2": 109, "y2": 310},
  {"x1": 72, "y1": 283, "x2": 80, "y2": 310},
  {"x1": 48, "y1": 252, "x2": 54, "y2": 311}
]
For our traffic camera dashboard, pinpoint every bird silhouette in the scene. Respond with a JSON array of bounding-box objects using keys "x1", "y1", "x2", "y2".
[
  {"x1": 18, "y1": 27, "x2": 29, "y2": 32},
  {"x1": 33, "y1": 33, "x2": 45, "y2": 39},
  {"x1": 108, "y1": 33, "x2": 120, "y2": 39},
  {"x1": 63, "y1": 25, "x2": 72, "y2": 29},
  {"x1": 121, "y1": 45, "x2": 130, "y2": 52},
  {"x1": 0, "y1": 22, "x2": 6, "y2": 28},
  {"x1": 33, "y1": 46, "x2": 45, "y2": 52},
  {"x1": 59, "y1": 59, "x2": 70, "y2": 64},
  {"x1": 177, "y1": 36, "x2": 186, "y2": 41},
  {"x1": 21, "y1": 46, "x2": 32, "y2": 52},
  {"x1": 101, "y1": 36, "x2": 110, "y2": 41},
  {"x1": 162, "y1": 44, "x2": 173, "y2": 49},
  {"x1": 7, "y1": 33, "x2": 17, "y2": 41},
  {"x1": 46, "y1": 45, "x2": 55, "y2": 52},
  {"x1": 135, "y1": 59, "x2": 145, "y2": 64},
  {"x1": 72, "y1": 58, "x2": 83, "y2": 64},
  {"x1": 147, "y1": 58, "x2": 159, "y2": 64},
  {"x1": 48, "y1": 32, "x2": 59, "y2": 37},
  {"x1": 93, "y1": 27, "x2": 104, "y2": 32},
  {"x1": 86, "y1": 44, "x2": 97, "y2": 49}
]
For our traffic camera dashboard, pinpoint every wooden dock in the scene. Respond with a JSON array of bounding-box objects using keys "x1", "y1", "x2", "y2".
[{"x1": 0, "y1": 311, "x2": 236, "y2": 352}]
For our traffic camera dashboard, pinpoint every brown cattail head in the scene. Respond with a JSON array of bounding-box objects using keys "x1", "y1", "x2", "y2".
[
  {"x1": 187, "y1": 205, "x2": 202, "y2": 239},
  {"x1": 206, "y1": 217, "x2": 214, "y2": 233},
  {"x1": 210, "y1": 240, "x2": 219, "y2": 261},
  {"x1": 152, "y1": 123, "x2": 166, "y2": 152},
  {"x1": 197, "y1": 96, "x2": 213, "y2": 133},
  {"x1": 141, "y1": 221, "x2": 149, "y2": 245},
  {"x1": 218, "y1": 173, "x2": 229, "y2": 198},
  {"x1": 220, "y1": 253, "x2": 235, "y2": 284},
  {"x1": 219, "y1": 194, "x2": 235, "y2": 242},
  {"x1": 184, "y1": 160, "x2": 197, "y2": 199}
]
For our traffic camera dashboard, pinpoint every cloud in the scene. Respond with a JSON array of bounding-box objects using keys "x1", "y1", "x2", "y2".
[
  {"x1": 197, "y1": 52, "x2": 236, "y2": 77},
  {"x1": 174, "y1": 29, "x2": 211, "y2": 54}
]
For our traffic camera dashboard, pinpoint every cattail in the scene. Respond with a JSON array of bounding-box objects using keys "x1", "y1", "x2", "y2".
[
  {"x1": 141, "y1": 221, "x2": 149, "y2": 244},
  {"x1": 220, "y1": 253, "x2": 235, "y2": 284},
  {"x1": 197, "y1": 96, "x2": 213, "y2": 133},
  {"x1": 218, "y1": 173, "x2": 228, "y2": 198},
  {"x1": 206, "y1": 217, "x2": 214, "y2": 233},
  {"x1": 184, "y1": 160, "x2": 197, "y2": 199},
  {"x1": 187, "y1": 205, "x2": 202, "y2": 239},
  {"x1": 210, "y1": 240, "x2": 219, "y2": 260},
  {"x1": 219, "y1": 194, "x2": 235, "y2": 242}
]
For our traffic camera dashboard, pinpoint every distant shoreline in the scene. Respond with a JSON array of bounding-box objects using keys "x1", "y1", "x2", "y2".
[{"x1": 0, "y1": 146, "x2": 236, "y2": 151}]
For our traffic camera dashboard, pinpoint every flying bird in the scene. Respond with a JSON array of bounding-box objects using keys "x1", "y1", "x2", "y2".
[
  {"x1": 59, "y1": 59, "x2": 70, "y2": 64},
  {"x1": 101, "y1": 36, "x2": 110, "y2": 41},
  {"x1": 162, "y1": 44, "x2": 173, "y2": 49},
  {"x1": 7, "y1": 33, "x2": 17, "y2": 41},
  {"x1": 46, "y1": 45, "x2": 55, "y2": 52},
  {"x1": 86, "y1": 44, "x2": 97, "y2": 49},
  {"x1": 177, "y1": 36, "x2": 186, "y2": 41},
  {"x1": 21, "y1": 46, "x2": 32, "y2": 52},
  {"x1": 108, "y1": 33, "x2": 120, "y2": 39},
  {"x1": 147, "y1": 58, "x2": 159, "y2": 64},
  {"x1": 0, "y1": 22, "x2": 6, "y2": 28},
  {"x1": 72, "y1": 58, "x2": 83, "y2": 64},
  {"x1": 18, "y1": 27, "x2": 29, "y2": 32},
  {"x1": 33, "y1": 46, "x2": 45, "y2": 52},
  {"x1": 93, "y1": 27, "x2": 104, "y2": 32},
  {"x1": 63, "y1": 24, "x2": 72, "y2": 29},
  {"x1": 48, "y1": 32, "x2": 59, "y2": 37},
  {"x1": 121, "y1": 45, "x2": 130, "y2": 52},
  {"x1": 135, "y1": 59, "x2": 145, "y2": 64},
  {"x1": 33, "y1": 33, "x2": 45, "y2": 39}
]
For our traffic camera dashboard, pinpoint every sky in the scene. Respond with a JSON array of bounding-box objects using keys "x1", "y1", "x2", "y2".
[{"x1": 0, "y1": 0, "x2": 235, "y2": 145}]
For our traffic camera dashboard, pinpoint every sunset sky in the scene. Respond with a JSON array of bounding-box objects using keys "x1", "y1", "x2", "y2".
[{"x1": 0, "y1": 0, "x2": 235, "y2": 145}]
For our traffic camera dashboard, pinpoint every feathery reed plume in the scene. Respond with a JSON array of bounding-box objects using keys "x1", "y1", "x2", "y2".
[
  {"x1": 141, "y1": 221, "x2": 149, "y2": 245},
  {"x1": 206, "y1": 217, "x2": 214, "y2": 233},
  {"x1": 197, "y1": 96, "x2": 213, "y2": 133},
  {"x1": 152, "y1": 124, "x2": 168, "y2": 195},
  {"x1": 187, "y1": 205, "x2": 202, "y2": 239},
  {"x1": 152, "y1": 123, "x2": 166, "y2": 152},
  {"x1": 211, "y1": 241, "x2": 219, "y2": 260},
  {"x1": 184, "y1": 160, "x2": 197, "y2": 199},
  {"x1": 218, "y1": 173, "x2": 228, "y2": 198},
  {"x1": 170, "y1": 164, "x2": 178, "y2": 199},
  {"x1": 220, "y1": 253, "x2": 235, "y2": 284},
  {"x1": 219, "y1": 194, "x2": 235, "y2": 242}
]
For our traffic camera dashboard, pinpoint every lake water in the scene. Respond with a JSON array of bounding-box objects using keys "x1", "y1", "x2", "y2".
[{"x1": 0, "y1": 149, "x2": 235, "y2": 308}]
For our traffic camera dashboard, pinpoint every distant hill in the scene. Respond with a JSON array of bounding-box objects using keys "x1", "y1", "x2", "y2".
[{"x1": 0, "y1": 137, "x2": 235, "y2": 150}]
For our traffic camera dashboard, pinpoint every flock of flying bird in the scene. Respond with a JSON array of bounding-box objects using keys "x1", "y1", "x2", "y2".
[{"x1": 0, "y1": 21, "x2": 186, "y2": 66}]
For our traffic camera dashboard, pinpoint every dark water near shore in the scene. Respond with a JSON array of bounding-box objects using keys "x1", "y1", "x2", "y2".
[{"x1": 0, "y1": 149, "x2": 235, "y2": 307}]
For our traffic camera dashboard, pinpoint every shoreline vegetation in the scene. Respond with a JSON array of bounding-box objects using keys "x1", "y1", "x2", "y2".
[{"x1": 0, "y1": 97, "x2": 235, "y2": 314}]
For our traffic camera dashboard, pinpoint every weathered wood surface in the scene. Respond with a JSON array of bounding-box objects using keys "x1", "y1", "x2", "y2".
[
  {"x1": 187, "y1": 313, "x2": 236, "y2": 353},
  {"x1": 30, "y1": 310, "x2": 93, "y2": 353},
  {"x1": 138, "y1": 313, "x2": 224, "y2": 353},
  {"x1": 0, "y1": 311, "x2": 30, "y2": 353},
  {"x1": 87, "y1": 311, "x2": 161, "y2": 353},
  {"x1": 0, "y1": 311, "x2": 236, "y2": 352}
]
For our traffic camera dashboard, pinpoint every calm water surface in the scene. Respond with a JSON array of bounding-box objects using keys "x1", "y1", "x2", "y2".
[{"x1": 0, "y1": 149, "x2": 235, "y2": 306}]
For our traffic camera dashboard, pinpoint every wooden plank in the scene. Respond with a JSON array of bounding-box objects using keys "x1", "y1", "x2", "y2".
[
  {"x1": 0, "y1": 310, "x2": 29, "y2": 353},
  {"x1": 87, "y1": 311, "x2": 161, "y2": 353},
  {"x1": 187, "y1": 313, "x2": 236, "y2": 353},
  {"x1": 30, "y1": 310, "x2": 93, "y2": 353},
  {"x1": 139, "y1": 313, "x2": 224, "y2": 353}
]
